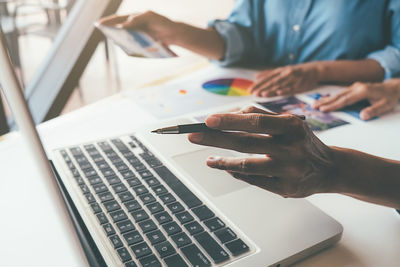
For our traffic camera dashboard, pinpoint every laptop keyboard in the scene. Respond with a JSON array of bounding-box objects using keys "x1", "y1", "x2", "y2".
[{"x1": 59, "y1": 135, "x2": 249, "y2": 267}]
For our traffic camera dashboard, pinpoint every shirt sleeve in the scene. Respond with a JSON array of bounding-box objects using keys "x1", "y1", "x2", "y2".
[
  {"x1": 367, "y1": 0, "x2": 400, "y2": 79},
  {"x1": 208, "y1": 0, "x2": 255, "y2": 66}
]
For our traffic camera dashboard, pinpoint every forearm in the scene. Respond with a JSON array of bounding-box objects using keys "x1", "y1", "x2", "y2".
[
  {"x1": 169, "y1": 22, "x2": 225, "y2": 60},
  {"x1": 313, "y1": 59, "x2": 385, "y2": 83},
  {"x1": 330, "y1": 147, "x2": 400, "y2": 209}
]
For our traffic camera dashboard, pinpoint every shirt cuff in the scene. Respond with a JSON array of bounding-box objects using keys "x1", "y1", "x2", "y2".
[
  {"x1": 208, "y1": 19, "x2": 246, "y2": 66},
  {"x1": 367, "y1": 46, "x2": 400, "y2": 79}
]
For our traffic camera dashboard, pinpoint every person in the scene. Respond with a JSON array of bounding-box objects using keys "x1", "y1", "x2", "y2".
[
  {"x1": 187, "y1": 106, "x2": 400, "y2": 209},
  {"x1": 312, "y1": 79, "x2": 400, "y2": 121},
  {"x1": 100, "y1": 0, "x2": 400, "y2": 97}
]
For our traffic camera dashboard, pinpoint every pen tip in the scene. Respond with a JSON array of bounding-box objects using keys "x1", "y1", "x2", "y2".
[{"x1": 151, "y1": 130, "x2": 157, "y2": 133}]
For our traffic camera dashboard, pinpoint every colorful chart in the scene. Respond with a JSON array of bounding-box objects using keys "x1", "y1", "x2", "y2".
[{"x1": 202, "y1": 78, "x2": 253, "y2": 96}]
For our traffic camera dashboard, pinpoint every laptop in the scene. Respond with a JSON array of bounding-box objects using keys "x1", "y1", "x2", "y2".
[{"x1": 0, "y1": 28, "x2": 342, "y2": 267}]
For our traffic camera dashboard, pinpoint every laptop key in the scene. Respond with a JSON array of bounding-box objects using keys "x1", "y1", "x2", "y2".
[
  {"x1": 112, "y1": 183, "x2": 127, "y2": 194},
  {"x1": 90, "y1": 203, "x2": 102, "y2": 214},
  {"x1": 126, "y1": 178, "x2": 141, "y2": 188},
  {"x1": 167, "y1": 202, "x2": 184, "y2": 214},
  {"x1": 74, "y1": 176, "x2": 85, "y2": 185},
  {"x1": 146, "y1": 202, "x2": 164, "y2": 214},
  {"x1": 132, "y1": 185, "x2": 148, "y2": 195},
  {"x1": 214, "y1": 228, "x2": 237, "y2": 244},
  {"x1": 144, "y1": 177, "x2": 160, "y2": 187},
  {"x1": 110, "y1": 209, "x2": 128, "y2": 223},
  {"x1": 117, "y1": 247, "x2": 132, "y2": 263},
  {"x1": 130, "y1": 242, "x2": 152, "y2": 258},
  {"x1": 102, "y1": 169, "x2": 116, "y2": 177},
  {"x1": 103, "y1": 200, "x2": 120, "y2": 212},
  {"x1": 225, "y1": 239, "x2": 249, "y2": 256},
  {"x1": 96, "y1": 212, "x2": 108, "y2": 224},
  {"x1": 106, "y1": 176, "x2": 121, "y2": 185},
  {"x1": 84, "y1": 193, "x2": 96, "y2": 204},
  {"x1": 116, "y1": 220, "x2": 135, "y2": 233},
  {"x1": 204, "y1": 217, "x2": 225, "y2": 232},
  {"x1": 79, "y1": 184, "x2": 90, "y2": 194},
  {"x1": 146, "y1": 230, "x2": 166, "y2": 245},
  {"x1": 191, "y1": 205, "x2": 214, "y2": 221},
  {"x1": 102, "y1": 223, "x2": 116, "y2": 236},
  {"x1": 194, "y1": 231, "x2": 229, "y2": 264},
  {"x1": 118, "y1": 191, "x2": 134, "y2": 202},
  {"x1": 159, "y1": 193, "x2": 175, "y2": 204},
  {"x1": 121, "y1": 171, "x2": 136, "y2": 180},
  {"x1": 154, "y1": 241, "x2": 175, "y2": 258},
  {"x1": 109, "y1": 234, "x2": 123, "y2": 249},
  {"x1": 139, "y1": 254, "x2": 162, "y2": 267},
  {"x1": 124, "y1": 261, "x2": 137, "y2": 267},
  {"x1": 164, "y1": 254, "x2": 188, "y2": 267},
  {"x1": 124, "y1": 200, "x2": 141, "y2": 212},
  {"x1": 184, "y1": 221, "x2": 204, "y2": 236},
  {"x1": 123, "y1": 230, "x2": 143, "y2": 245},
  {"x1": 153, "y1": 211, "x2": 172, "y2": 225},
  {"x1": 116, "y1": 164, "x2": 129, "y2": 172},
  {"x1": 92, "y1": 182, "x2": 108, "y2": 194},
  {"x1": 98, "y1": 191, "x2": 114, "y2": 202},
  {"x1": 162, "y1": 221, "x2": 181, "y2": 236},
  {"x1": 88, "y1": 176, "x2": 102, "y2": 185},
  {"x1": 175, "y1": 211, "x2": 194, "y2": 224},
  {"x1": 139, "y1": 170, "x2": 153, "y2": 179},
  {"x1": 139, "y1": 193, "x2": 156, "y2": 205},
  {"x1": 171, "y1": 232, "x2": 192, "y2": 248},
  {"x1": 138, "y1": 219, "x2": 157, "y2": 233},
  {"x1": 131, "y1": 209, "x2": 149, "y2": 222},
  {"x1": 152, "y1": 185, "x2": 168, "y2": 196},
  {"x1": 153, "y1": 166, "x2": 202, "y2": 208},
  {"x1": 181, "y1": 244, "x2": 211, "y2": 267}
]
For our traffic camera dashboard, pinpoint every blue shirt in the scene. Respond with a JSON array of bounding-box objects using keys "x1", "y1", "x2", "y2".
[{"x1": 210, "y1": 0, "x2": 400, "y2": 79}]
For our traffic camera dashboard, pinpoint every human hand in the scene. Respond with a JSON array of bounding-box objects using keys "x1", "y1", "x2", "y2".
[
  {"x1": 98, "y1": 11, "x2": 178, "y2": 45},
  {"x1": 188, "y1": 106, "x2": 337, "y2": 198},
  {"x1": 250, "y1": 63, "x2": 320, "y2": 97},
  {"x1": 312, "y1": 80, "x2": 400, "y2": 120}
]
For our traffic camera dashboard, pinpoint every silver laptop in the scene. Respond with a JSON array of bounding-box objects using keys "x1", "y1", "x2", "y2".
[{"x1": 0, "y1": 28, "x2": 342, "y2": 267}]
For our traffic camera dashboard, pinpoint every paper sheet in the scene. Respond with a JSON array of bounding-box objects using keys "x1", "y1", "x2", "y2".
[{"x1": 129, "y1": 66, "x2": 258, "y2": 119}]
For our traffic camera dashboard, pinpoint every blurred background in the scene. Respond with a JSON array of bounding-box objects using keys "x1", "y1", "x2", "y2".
[{"x1": 0, "y1": 0, "x2": 234, "y2": 135}]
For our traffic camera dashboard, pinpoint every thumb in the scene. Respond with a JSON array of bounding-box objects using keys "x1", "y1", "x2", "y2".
[{"x1": 360, "y1": 99, "x2": 394, "y2": 120}]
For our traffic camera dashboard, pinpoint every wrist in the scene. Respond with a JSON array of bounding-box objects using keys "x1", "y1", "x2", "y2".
[
  {"x1": 166, "y1": 22, "x2": 187, "y2": 46},
  {"x1": 325, "y1": 146, "x2": 354, "y2": 194}
]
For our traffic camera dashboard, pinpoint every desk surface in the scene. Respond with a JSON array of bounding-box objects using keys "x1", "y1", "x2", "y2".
[{"x1": 1, "y1": 63, "x2": 400, "y2": 267}]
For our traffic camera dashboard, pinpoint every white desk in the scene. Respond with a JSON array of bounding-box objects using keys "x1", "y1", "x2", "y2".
[{"x1": 1, "y1": 67, "x2": 400, "y2": 267}]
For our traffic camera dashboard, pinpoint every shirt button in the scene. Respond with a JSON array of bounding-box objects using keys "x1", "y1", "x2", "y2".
[
  {"x1": 288, "y1": 53, "x2": 294, "y2": 60},
  {"x1": 293, "y1": 24, "x2": 301, "y2": 32}
]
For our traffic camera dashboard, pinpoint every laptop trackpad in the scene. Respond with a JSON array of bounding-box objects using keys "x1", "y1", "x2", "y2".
[{"x1": 172, "y1": 148, "x2": 249, "y2": 197}]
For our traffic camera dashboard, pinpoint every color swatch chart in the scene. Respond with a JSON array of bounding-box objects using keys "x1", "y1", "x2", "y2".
[{"x1": 202, "y1": 78, "x2": 253, "y2": 96}]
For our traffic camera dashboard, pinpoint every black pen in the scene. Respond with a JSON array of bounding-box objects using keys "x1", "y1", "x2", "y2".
[{"x1": 151, "y1": 114, "x2": 306, "y2": 134}]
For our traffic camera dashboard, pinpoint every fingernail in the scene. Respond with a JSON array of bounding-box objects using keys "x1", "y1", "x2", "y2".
[
  {"x1": 206, "y1": 156, "x2": 220, "y2": 167},
  {"x1": 189, "y1": 133, "x2": 204, "y2": 143},
  {"x1": 206, "y1": 116, "x2": 221, "y2": 128}
]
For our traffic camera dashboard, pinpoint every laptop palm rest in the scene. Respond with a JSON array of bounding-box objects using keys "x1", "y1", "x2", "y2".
[{"x1": 172, "y1": 148, "x2": 249, "y2": 197}]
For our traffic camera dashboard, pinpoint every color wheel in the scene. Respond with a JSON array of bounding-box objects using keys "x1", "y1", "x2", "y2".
[{"x1": 202, "y1": 78, "x2": 253, "y2": 96}]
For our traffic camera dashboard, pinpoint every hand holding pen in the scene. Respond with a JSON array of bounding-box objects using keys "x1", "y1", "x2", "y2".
[{"x1": 181, "y1": 106, "x2": 333, "y2": 199}]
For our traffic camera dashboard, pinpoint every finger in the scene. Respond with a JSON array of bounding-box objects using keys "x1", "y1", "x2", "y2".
[
  {"x1": 227, "y1": 172, "x2": 283, "y2": 195},
  {"x1": 206, "y1": 156, "x2": 279, "y2": 176},
  {"x1": 251, "y1": 72, "x2": 288, "y2": 94},
  {"x1": 360, "y1": 99, "x2": 395, "y2": 120},
  {"x1": 188, "y1": 131, "x2": 278, "y2": 154},
  {"x1": 236, "y1": 106, "x2": 278, "y2": 116},
  {"x1": 276, "y1": 87, "x2": 293, "y2": 96},
  {"x1": 98, "y1": 14, "x2": 130, "y2": 26},
  {"x1": 312, "y1": 94, "x2": 339, "y2": 109},
  {"x1": 204, "y1": 113, "x2": 304, "y2": 135},
  {"x1": 317, "y1": 89, "x2": 365, "y2": 112},
  {"x1": 249, "y1": 71, "x2": 280, "y2": 93}
]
